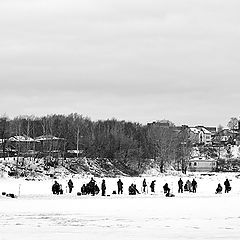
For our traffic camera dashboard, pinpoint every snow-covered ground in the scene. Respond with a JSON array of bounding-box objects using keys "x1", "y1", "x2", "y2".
[{"x1": 1, "y1": 173, "x2": 240, "y2": 240}]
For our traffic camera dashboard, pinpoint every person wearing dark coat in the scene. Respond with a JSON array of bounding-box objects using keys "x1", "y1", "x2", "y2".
[
  {"x1": 129, "y1": 184, "x2": 135, "y2": 195},
  {"x1": 215, "y1": 183, "x2": 222, "y2": 194},
  {"x1": 184, "y1": 180, "x2": 192, "y2": 192},
  {"x1": 89, "y1": 177, "x2": 96, "y2": 195},
  {"x1": 81, "y1": 184, "x2": 87, "y2": 195},
  {"x1": 52, "y1": 181, "x2": 60, "y2": 195},
  {"x1": 68, "y1": 179, "x2": 74, "y2": 193},
  {"x1": 178, "y1": 178, "x2": 183, "y2": 193},
  {"x1": 150, "y1": 180, "x2": 156, "y2": 193},
  {"x1": 117, "y1": 179, "x2": 123, "y2": 194},
  {"x1": 224, "y1": 179, "x2": 231, "y2": 193},
  {"x1": 192, "y1": 179, "x2": 197, "y2": 193},
  {"x1": 94, "y1": 184, "x2": 100, "y2": 195},
  {"x1": 163, "y1": 183, "x2": 170, "y2": 194},
  {"x1": 101, "y1": 179, "x2": 106, "y2": 196},
  {"x1": 142, "y1": 179, "x2": 147, "y2": 193},
  {"x1": 128, "y1": 184, "x2": 140, "y2": 195}
]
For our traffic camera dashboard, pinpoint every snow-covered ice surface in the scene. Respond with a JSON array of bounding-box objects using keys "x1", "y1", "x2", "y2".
[{"x1": 1, "y1": 173, "x2": 240, "y2": 240}]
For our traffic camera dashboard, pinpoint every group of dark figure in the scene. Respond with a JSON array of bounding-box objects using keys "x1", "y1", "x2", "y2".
[
  {"x1": 215, "y1": 178, "x2": 231, "y2": 194},
  {"x1": 52, "y1": 177, "x2": 232, "y2": 197},
  {"x1": 128, "y1": 179, "x2": 173, "y2": 197},
  {"x1": 178, "y1": 178, "x2": 198, "y2": 193},
  {"x1": 52, "y1": 179, "x2": 74, "y2": 195},
  {"x1": 81, "y1": 178, "x2": 124, "y2": 196},
  {"x1": 129, "y1": 179, "x2": 156, "y2": 195},
  {"x1": 52, "y1": 178, "x2": 123, "y2": 196},
  {"x1": 51, "y1": 178, "x2": 194, "y2": 197},
  {"x1": 80, "y1": 178, "x2": 100, "y2": 196}
]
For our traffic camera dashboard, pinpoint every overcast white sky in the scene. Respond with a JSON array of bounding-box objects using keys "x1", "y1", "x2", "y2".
[{"x1": 0, "y1": 0, "x2": 240, "y2": 127}]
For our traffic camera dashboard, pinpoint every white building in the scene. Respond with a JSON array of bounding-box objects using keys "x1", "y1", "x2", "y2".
[
  {"x1": 189, "y1": 126, "x2": 212, "y2": 145},
  {"x1": 188, "y1": 156, "x2": 217, "y2": 172}
]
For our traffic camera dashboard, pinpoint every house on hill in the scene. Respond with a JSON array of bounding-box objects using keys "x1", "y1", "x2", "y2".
[
  {"x1": 212, "y1": 129, "x2": 238, "y2": 146},
  {"x1": 189, "y1": 126, "x2": 213, "y2": 145},
  {"x1": 8, "y1": 135, "x2": 36, "y2": 155},
  {"x1": 35, "y1": 135, "x2": 65, "y2": 157},
  {"x1": 175, "y1": 125, "x2": 216, "y2": 146}
]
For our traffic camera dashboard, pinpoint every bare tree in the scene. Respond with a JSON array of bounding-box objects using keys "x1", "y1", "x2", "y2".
[
  {"x1": 227, "y1": 117, "x2": 238, "y2": 130},
  {"x1": 147, "y1": 124, "x2": 176, "y2": 172},
  {"x1": 176, "y1": 126, "x2": 192, "y2": 173},
  {"x1": 0, "y1": 116, "x2": 9, "y2": 160}
]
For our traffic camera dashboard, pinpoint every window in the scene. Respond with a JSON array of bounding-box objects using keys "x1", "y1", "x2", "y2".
[{"x1": 194, "y1": 162, "x2": 197, "y2": 166}]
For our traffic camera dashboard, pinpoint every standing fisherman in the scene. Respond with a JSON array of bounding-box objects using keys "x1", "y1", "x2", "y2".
[
  {"x1": 150, "y1": 180, "x2": 156, "y2": 193},
  {"x1": 178, "y1": 178, "x2": 183, "y2": 193},
  {"x1": 52, "y1": 181, "x2": 60, "y2": 195},
  {"x1": 142, "y1": 179, "x2": 147, "y2": 193},
  {"x1": 192, "y1": 179, "x2": 197, "y2": 193},
  {"x1": 224, "y1": 179, "x2": 231, "y2": 193},
  {"x1": 89, "y1": 177, "x2": 96, "y2": 195},
  {"x1": 101, "y1": 179, "x2": 106, "y2": 196},
  {"x1": 68, "y1": 179, "x2": 74, "y2": 193},
  {"x1": 117, "y1": 179, "x2": 123, "y2": 194}
]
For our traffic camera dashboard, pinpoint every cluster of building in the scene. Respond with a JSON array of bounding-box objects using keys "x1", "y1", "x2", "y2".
[
  {"x1": 151, "y1": 121, "x2": 240, "y2": 147},
  {"x1": 149, "y1": 121, "x2": 218, "y2": 145},
  {"x1": 150, "y1": 121, "x2": 240, "y2": 172},
  {"x1": 0, "y1": 135, "x2": 65, "y2": 158}
]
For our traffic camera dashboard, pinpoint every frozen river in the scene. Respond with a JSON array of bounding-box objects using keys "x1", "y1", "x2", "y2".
[{"x1": 1, "y1": 173, "x2": 240, "y2": 239}]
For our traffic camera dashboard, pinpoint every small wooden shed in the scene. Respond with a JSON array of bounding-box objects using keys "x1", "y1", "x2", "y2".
[{"x1": 188, "y1": 156, "x2": 217, "y2": 172}]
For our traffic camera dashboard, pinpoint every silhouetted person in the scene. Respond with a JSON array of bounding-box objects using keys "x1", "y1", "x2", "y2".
[
  {"x1": 94, "y1": 184, "x2": 100, "y2": 195},
  {"x1": 101, "y1": 179, "x2": 106, "y2": 196},
  {"x1": 184, "y1": 180, "x2": 192, "y2": 192},
  {"x1": 163, "y1": 183, "x2": 170, "y2": 194},
  {"x1": 117, "y1": 179, "x2": 123, "y2": 194},
  {"x1": 52, "y1": 181, "x2": 60, "y2": 195},
  {"x1": 224, "y1": 179, "x2": 231, "y2": 193},
  {"x1": 215, "y1": 183, "x2": 222, "y2": 194},
  {"x1": 178, "y1": 178, "x2": 183, "y2": 193},
  {"x1": 128, "y1": 184, "x2": 140, "y2": 195},
  {"x1": 81, "y1": 184, "x2": 86, "y2": 195},
  {"x1": 192, "y1": 179, "x2": 197, "y2": 193},
  {"x1": 68, "y1": 179, "x2": 74, "y2": 193},
  {"x1": 142, "y1": 179, "x2": 147, "y2": 193},
  {"x1": 89, "y1": 177, "x2": 96, "y2": 195},
  {"x1": 150, "y1": 180, "x2": 156, "y2": 193},
  {"x1": 129, "y1": 184, "x2": 135, "y2": 195}
]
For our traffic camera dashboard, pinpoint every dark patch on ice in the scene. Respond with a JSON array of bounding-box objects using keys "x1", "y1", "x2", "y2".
[
  {"x1": 180, "y1": 217, "x2": 190, "y2": 220},
  {"x1": 116, "y1": 224, "x2": 129, "y2": 228},
  {"x1": 192, "y1": 226, "x2": 200, "y2": 229}
]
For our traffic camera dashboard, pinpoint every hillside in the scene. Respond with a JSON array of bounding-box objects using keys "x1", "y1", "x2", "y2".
[{"x1": 0, "y1": 157, "x2": 141, "y2": 179}]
